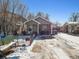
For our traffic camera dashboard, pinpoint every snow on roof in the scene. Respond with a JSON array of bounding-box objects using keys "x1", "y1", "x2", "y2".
[
  {"x1": 35, "y1": 16, "x2": 52, "y2": 24},
  {"x1": 67, "y1": 22, "x2": 79, "y2": 25}
]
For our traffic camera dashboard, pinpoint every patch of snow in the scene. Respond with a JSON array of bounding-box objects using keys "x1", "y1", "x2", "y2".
[
  {"x1": 57, "y1": 33, "x2": 79, "y2": 49},
  {"x1": 52, "y1": 47, "x2": 71, "y2": 59}
]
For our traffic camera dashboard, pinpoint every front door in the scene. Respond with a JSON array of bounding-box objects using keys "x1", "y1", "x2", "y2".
[{"x1": 28, "y1": 25, "x2": 33, "y2": 34}]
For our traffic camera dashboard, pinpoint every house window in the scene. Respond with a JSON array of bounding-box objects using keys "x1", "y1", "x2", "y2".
[{"x1": 42, "y1": 25, "x2": 47, "y2": 31}]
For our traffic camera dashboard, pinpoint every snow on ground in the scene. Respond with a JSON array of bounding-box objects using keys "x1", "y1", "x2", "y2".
[
  {"x1": 30, "y1": 39, "x2": 71, "y2": 59},
  {"x1": 52, "y1": 47, "x2": 71, "y2": 59},
  {"x1": 0, "y1": 45, "x2": 7, "y2": 50},
  {"x1": 56, "y1": 33, "x2": 79, "y2": 50},
  {"x1": 6, "y1": 39, "x2": 70, "y2": 59},
  {"x1": 0, "y1": 42, "x2": 16, "y2": 51},
  {"x1": 5, "y1": 36, "x2": 72, "y2": 59},
  {"x1": 7, "y1": 47, "x2": 31, "y2": 59},
  {"x1": 42, "y1": 39, "x2": 71, "y2": 59},
  {"x1": 55, "y1": 33, "x2": 79, "y2": 59},
  {"x1": 1, "y1": 33, "x2": 79, "y2": 59}
]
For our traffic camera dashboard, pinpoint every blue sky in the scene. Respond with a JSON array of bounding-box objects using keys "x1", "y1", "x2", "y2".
[{"x1": 21, "y1": 0, "x2": 79, "y2": 24}]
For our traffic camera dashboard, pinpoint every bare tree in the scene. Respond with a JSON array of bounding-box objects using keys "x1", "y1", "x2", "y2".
[
  {"x1": 69, "y1": 12, "x2": 79, "y2": 33},
  {"x1": 69, "y1": 12, "x2": 79, "y2": 22},
  {"x1": 45, "y1": 14, "x2": 49, "y2": 20},
  {"x1": 16, "y1": 3, "x2": 28, "y2": 32},
  {"x1": 0, "y1": 0, "x2": 28, "y2": 34},
  {"x1": 8, "y1": 0, "x2": 20, "y2": 33},
  {"x1": 0, "y1": 0, "x2": 10, "y2": 33},
  {"x1": 17, "y1": 3, "x2": 28, "y2": 18}
]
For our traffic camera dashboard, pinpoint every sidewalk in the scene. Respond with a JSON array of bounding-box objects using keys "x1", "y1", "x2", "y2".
[{"x1": 56, "y1": 33, "x2": 79, "y2": 50}]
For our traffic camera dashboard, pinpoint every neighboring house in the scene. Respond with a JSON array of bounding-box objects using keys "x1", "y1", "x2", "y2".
[
  {"x1": 60, "y1": 23, "x2": 68, "y2": 33},
  {"x1": 24, "y1": 13, "x2": 53, "y2": 35},
  {"x1": 63, "y1": 22, "x2": 79, "y2": 34}
]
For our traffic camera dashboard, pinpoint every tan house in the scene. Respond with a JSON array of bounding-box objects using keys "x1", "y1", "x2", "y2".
[
  {"x1": 67, "y1": 22, "x2": 79, "y2": 33},
  {"x1": 62, "y1": 22, "x2": 79, "y2": 34},
  {"x1": 24, "y1": 15, "x2": 53, "y2": 35}
]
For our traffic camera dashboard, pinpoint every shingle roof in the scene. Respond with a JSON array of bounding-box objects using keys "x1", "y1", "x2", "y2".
[{"x1": 34, "y1": 16, "x2": 52, "y2": 24}]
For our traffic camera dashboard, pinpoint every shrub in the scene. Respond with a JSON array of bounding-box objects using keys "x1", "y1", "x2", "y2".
[{"x1": 0, "y1": 35, "x2": 17, "y2": 45}]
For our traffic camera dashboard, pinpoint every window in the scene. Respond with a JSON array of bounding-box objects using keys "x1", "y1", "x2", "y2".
[{"x1": 42, "y1": 25, "x2": 47, "y2": 31}]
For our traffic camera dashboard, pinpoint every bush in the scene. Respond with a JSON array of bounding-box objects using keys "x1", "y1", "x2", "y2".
[{"x1": 0, "y1": 35, "x2": 17, "y2": 45}]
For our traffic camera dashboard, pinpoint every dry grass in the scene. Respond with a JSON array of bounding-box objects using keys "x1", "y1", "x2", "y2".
[
  {"x1": 31, "y1": 44, "x2": 42, "y2": 53},
  {"x1": 31, "y1": 41, "x2": 56, "y2": 59}
]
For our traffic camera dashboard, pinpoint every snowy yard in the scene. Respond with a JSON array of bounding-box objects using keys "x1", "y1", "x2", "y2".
[
  {"x1": 56, "y1": 33, "x2": 79, "y2": 50},
  {"x1": 55, "y1": 33, "x2": 79, "y2": 59},
  {"x1": 6, "y1": 38, "x2": 71, "y2": 59},
  {"x1": 1, "y1": 33, "x2": 79, "y2": 59}
]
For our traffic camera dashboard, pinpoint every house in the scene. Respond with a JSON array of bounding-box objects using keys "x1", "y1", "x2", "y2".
[
  {"x1": 23, "y1": 13, "x2": 53, "y2": 35},
  {"x1": 60, "y1": 23, "x2": 68, "y2": 33},
  {"x1": 0, "y1": 11, "x2": 54, "y2": 35},
  {"x1": 63, "y1": 22, "x2": 79, "y2": 34},
  {"x1": 67, "y1": 22, "x2": 79, "y2": 34}
]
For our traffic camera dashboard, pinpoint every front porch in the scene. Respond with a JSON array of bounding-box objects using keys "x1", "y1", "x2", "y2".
[
  {"x1": 24, "y1": 20, "x2": 52, "y2": 35},
  {"x1": 24, "y1": 20, "x2": 40, "y2": 35}
]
